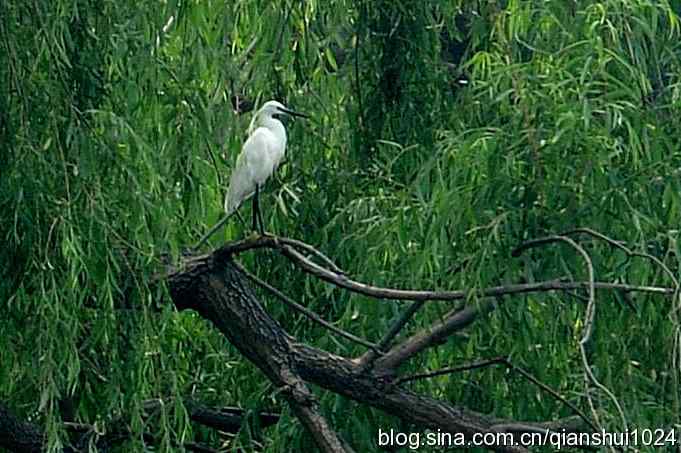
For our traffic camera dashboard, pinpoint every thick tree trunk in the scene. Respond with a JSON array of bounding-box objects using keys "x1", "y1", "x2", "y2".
[{"x1": 168, "y1": 251, "x2": 566, "y2": 453}]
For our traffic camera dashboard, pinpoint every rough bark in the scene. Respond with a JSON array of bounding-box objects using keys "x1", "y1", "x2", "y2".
[{"x1": 167, "y1": 250, "x2": 582, "y2": 453}]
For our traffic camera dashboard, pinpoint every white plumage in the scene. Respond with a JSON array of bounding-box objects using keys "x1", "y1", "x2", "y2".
[
  {"x1": 194, "y1": 100, "x2": 306, "y2": 249},
  {"x1": 224, "y1": 101, "x2": 289, "y2": 216}
]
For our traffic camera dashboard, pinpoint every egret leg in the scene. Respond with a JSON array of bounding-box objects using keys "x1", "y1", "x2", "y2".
[
  {"x1": 251, "y1": 185, "x2": 260, "y2": 233},
  {"x1": 256, "y1": 192, "x2": 266, "y2": 235},
  {"x1": 252, "y1": 184, "x2": 265, "y2": 235}
]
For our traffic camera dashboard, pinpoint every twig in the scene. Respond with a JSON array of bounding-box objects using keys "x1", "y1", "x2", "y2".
[
  {"x1": 514, "y1": 236, "x2": 595, "y2": 343},
  {"x1": 514, "y1": 234, "x2": 628, "y2": 448},
  {"x1": 193, "y1": 212, "x2": 237, "y2": 251},
  {"x1": 395, "y1": 355, "x2": 598, "y2": 436},
  {"x1": 359, "y1": 301, "x2": 424, "y2": 370},
  {"x1": 209, "y1": 234, "x2": 675, "y2": 301},
  {"x1": 396, "y1": 356, "x2": 506, "y2": 385},
  {"x1": 501, "y1": 359, "x2": 598, "y2": 434},
  {"x1": 376, "y1": 300, "x2": 498, "y2": 370},
  {"x1": 376, "y1": 301, "x2": 425, "y2": 351},
  {"x1": 563, "y1": 228, "x2": 679, "y2": 288},
  {"x1": 277, "y1": 237, "x2": 345, "y2": 275},
  {"x1": 563, "y1": 228, "x2": 681, "y2": 420},
  {"x1": 235, "y1": 262, "x2": 382, "y2": 354},
  {"x1": 278, "y1": 243, "x2": 675, "y2": 302}
]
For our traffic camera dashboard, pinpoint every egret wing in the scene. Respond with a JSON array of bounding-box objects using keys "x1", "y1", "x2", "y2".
[{"x1": 224, "y1": 129, "x2": 274, "y2": 215}]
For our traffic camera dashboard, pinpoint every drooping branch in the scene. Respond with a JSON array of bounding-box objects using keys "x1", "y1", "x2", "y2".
[
  {"x1": 513, "y1": 234, "x2": 628, "y2": 446},
  {"x1": 563, "y1": 228, "x2": 680, "y2": 290},
  {"x1": 358, "y1": 300, "x2": 425, "y2": 370}
]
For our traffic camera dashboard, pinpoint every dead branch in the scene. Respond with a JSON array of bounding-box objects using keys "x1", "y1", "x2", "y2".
[
  {"x1": 359, "y1": 301, "x2": 425, "y2": 370},
  {"x1": 235, "y1": 261, "x2": 381, "y2": 353},
  {"x1": 159, "y1": 231, "x2": 678, "y2": 452},
  {"x1": 0, "y1": 396, "x2": 282, "y2": 453},
  {"x1": 167, "y1": 250, "x2": 589, "y2": 453},
  {"x1": 396, "y1": 357, "x2": 507, "y2": 385},
  {"x1": 143, "y1": 399, "x2": 280, "y2": 434},
  {"x1": 563, "y1": 228, "x2": 679, "y2": 289},
  {"x1": 375, "y1": 299, "x2": 497, "y2": 370},
  {"x1": 210, "y1": 235, "x2": 675, "y2": 303},
  {"x1": 514, "y1": 234, "x2": 628, "y2": 451}
]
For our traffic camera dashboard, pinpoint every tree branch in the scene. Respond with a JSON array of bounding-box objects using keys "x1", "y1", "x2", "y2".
[
  {"x1": 167, "y1": 251, "x2": 587, "y2": 453},
  {"x1": 209, "y1": 234, "x2": 675, "y2": 303},
  {"x1": 375, "y1": 298, "x2": 501, "y2": 371},
  {"x1": 359, "y1": 300, "x2": 424, "y2": 370},
  {"x1": 170, "y1": 253, "x2": 353, "y2": 452},
  {"x1": 235, "y1": 261, "x2": 381, "y2": 353},
  {"x1": 514, "y1": 233, "x2": 629, "y2": 449}
]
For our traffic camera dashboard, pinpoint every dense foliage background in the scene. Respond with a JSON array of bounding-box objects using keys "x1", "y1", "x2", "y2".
[{"x1": 2, "y1": 0, "x2": 681, "y2": 451}]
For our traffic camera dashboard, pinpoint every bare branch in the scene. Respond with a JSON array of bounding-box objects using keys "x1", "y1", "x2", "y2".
[
  {"x1": 289, "y1": 401, "x2": 356, "y2": 453},
  {"x1": 565, "y1": 219, "x2": 681, "y2": 421},
  {"x1": 501, "y1": 359, "x2": 597, "y2": 434},
  {"x1": 204, "y1": 235, "x2": 675, "y2": 303},
  {"x1": 170, "y1": 233, "x2": 674, "y2": 452},
  {"x1": 235, "y1": 261, "x2": 382, "y2": 353},
  {"x1": 142, "y1": 399, "x2": 279, "y2": 434},
  {"x1": 397, "y1": 356, "x2": 598, "y2": 438},
  {"x1": 514, "y1": 234, "x2": 628, "y2": 446},
  {"x1": 168, "y1": 255, "x2": 580, "y2": 453},
  {"x1": 376, "y1": 300, "x2": 497, "y2": 370},
  {"x1": 515, "y1": 236, "x2": 596, "y2": 343},
  {"x1": 376, "y1": 301, "x2": 425, "y2": 351},
  {"x1": 192, "y1": 212, "x2": 236, "y2": 251},
  {"x1": 359, "y1": 301, "x2": 425, "y2": 370},
  {"x1": 563, "y1": 227, "x2": 679, "y2": 289},
  {"x1": 278, "y1": 237, "x2": 346, "y2": 275},
  {"x1": 396, "y1": 357, "x2": 507, "y2": 385}
]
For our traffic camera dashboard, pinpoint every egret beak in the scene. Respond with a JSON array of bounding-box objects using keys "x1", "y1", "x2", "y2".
[{"x1": 278, "y1": 107, "x2": 309, "y2": 119}]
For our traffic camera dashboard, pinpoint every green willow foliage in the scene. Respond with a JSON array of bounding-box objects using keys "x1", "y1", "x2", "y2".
[{"x1": 1, "y1": 0, "x2": 680, "y2": 451}]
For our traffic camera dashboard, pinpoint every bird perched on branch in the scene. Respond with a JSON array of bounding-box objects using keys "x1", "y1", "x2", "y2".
[{"x1": 194, "y1": 100, "x2": 307, "y2": 250}]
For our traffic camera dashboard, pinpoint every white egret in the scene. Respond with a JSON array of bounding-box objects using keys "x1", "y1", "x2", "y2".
[{"x1": 194, "y1": 100, "x2": 307, "y2": 249}]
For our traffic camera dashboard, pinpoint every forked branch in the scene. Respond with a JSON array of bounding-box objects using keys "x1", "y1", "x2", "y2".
[{"x1": 168, "y1": 230, "x2": 675, "y2": 452}]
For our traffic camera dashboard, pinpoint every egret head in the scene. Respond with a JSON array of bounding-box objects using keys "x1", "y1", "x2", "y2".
[{"x1": 258, "y1": 100, "x2": 308, "y2": 121}]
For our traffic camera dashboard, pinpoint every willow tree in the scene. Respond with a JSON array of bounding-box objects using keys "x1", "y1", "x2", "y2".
[{"x1": 2, "y1": 0, "x2": 680, "y2": 452}]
